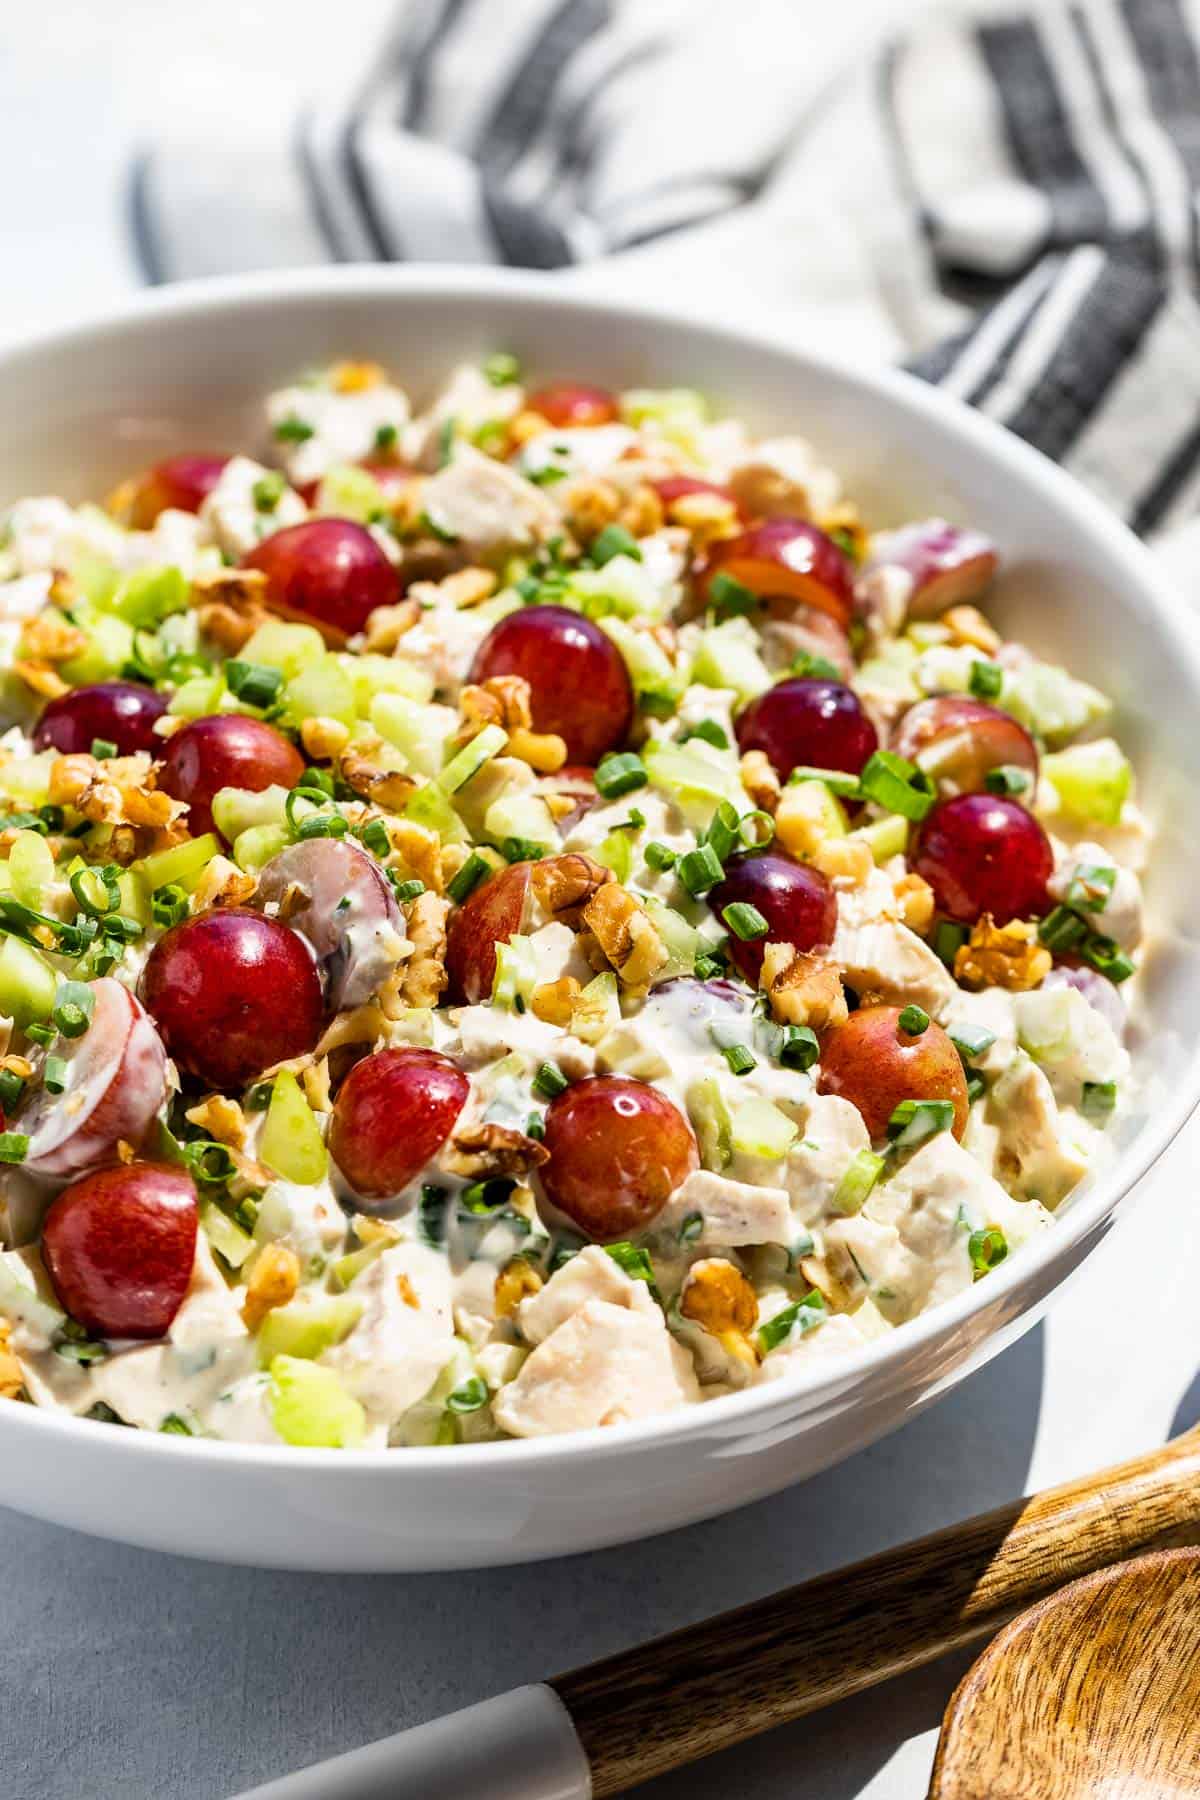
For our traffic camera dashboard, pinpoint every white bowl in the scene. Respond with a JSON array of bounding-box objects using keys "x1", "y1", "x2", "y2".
[{"x1": 1, "y1": 267, "x2": 1197, "y2": 1572}]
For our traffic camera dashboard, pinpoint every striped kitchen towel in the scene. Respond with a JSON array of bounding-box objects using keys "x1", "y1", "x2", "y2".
[{"x1": 134, "y1": 0, "x2": 1200, "y2": 549}]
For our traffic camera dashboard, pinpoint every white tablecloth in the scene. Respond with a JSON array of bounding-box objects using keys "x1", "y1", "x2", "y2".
[{"x1": 3, "y1": 6, "x2": 1199, "y2": 1797}]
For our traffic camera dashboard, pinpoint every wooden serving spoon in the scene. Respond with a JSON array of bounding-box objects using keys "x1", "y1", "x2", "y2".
[
  {"x1": 929, "y1": 1546, "x2": 1200, "y2": 1799},
  {"x1": 234, "y1": 1425, "x2": 1200, "y2": 1800}
]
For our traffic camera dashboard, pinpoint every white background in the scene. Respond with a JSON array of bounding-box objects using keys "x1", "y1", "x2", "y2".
[{"x1": 2, "y1": 5, "x2": 1199, "y2": 1798}]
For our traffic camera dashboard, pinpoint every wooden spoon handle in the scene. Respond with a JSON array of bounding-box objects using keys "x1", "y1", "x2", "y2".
[{"x1": 551, "y1": 1426, "x2": 1200, "y2": 1796}]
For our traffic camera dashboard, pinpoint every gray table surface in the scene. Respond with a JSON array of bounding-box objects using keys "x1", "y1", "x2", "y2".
[{"x1": 3, "y1": 6, "x2": 1199, "y2": 1796}]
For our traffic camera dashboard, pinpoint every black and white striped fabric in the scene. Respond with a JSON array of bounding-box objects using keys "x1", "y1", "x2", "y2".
[{"x1": 134, "y1": 0, "x2": 1200, "y2": 545}]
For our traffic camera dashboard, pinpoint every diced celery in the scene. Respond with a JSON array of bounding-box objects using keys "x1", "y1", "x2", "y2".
[
  {"x1": 620, "y1": 387, "x2": 709, "y2": 452},
  {"x1": 232, "y1": 823, "x2": 291, "y2": 873},
  {"x1": 438, "y1": 723, "x2": 508, "y2": 794},
  {"x1": 199, "y1": 1200, "x2": 256, "y2": 1270},
  {"x1": 594, "y1": 1022, "x2": 670, "y2": 1080},
  {"x1": 1001, "y1": 662, "x2": 1111, "y2": 747},
  {"x1": 104, "y1": 565, "x2": 188, "y2": 628},
  {"x1": 332, "y1": 1241, "x2": 387, "y2": 1290},
  {"x1": 595, "y1": 828, "x2": 633, "y2": 883},
  {"x1": 570, "y1": 971, "x2": 620, "y2": 1044},
  {"x1": 404, "y1": 781, "x2": 469, "y2": 844},
  {"x1": 259, "y1": 1069, "x2": 327, "y2": 1186},
  {"x1": 643, "y1": 737, "x2": 748, "y2": 830},
  {"x1": 340, "y1": 652, "x2": 434, "y2": 713},
  {"x1": 849, "y1": 813, "x2": 910, "y2": 864},
  {"x1": 483, "y1": 791, "x2": 559, "y2": 855},
  {"x1": 211, "y1": 784, "x2": 289, "y2": 844},
  {"x1": 0, "y1": 935, "x2": 56, "y2": 1026},
  {"x1": 251, "y1": 1184, "x2": 294, "y2": 1248},
  {"x1": 371, "y1": 693, "x2": 452, "y2": 778},
  {"x1": 117, "y1": 869, "x2": 151, "y2": 927},
  {"x1": 0, "y1": 1255, "x2": 65, "y2": 1337},
  {"x1": 168, "y1": 673, "x2": 224, "y2": 719},
  {"x1": 858, "y1": 639, "x2": 920, "y2": 703},
  {"x1": 849, "y1": 1295, "x2": 895, "y2": 1341},
  {"x1": 491, "y1": 935, "x2": 539, "y2": 1011},
  {"x1": 642, "y1": 895, "x2": 703, "y2": 977},
  {"x1": 314, "y1": 464, "x2": 387, "y2": 522},
  {"x1": 7, "y1": 829, "x2": 54, "y2": 909},
  {"x1": 281, "y1": 655, "x2": 357, "y2": 729},
  {"x1": 784, "y1": 779, "x2": 848, "y2": 840},
  {"x1": 687, "y1": 1074, "x2": 733, "y2": 1172},
  {"x1": 268, "y1": 1355, "x2": 366, "y2": 1448},
  {"x1": 691, "y1": 616, "x2": 771, "y2": 707},
  {"x1": 256, "y1": 1294, "x2": 363, "y2": 1366},
  {"x1": 568, "y1": 556, "x2": 671, "y2": 622},
  {"x1": 240, "y1": 620, "x2": 326, "y2": 678},
  {"x1": 59, "y1": 613, "x2": 135, "y2": 687},
  {"x1": 134, "y1": 832, "x2": 222, "y2": 895},
  {"x1": 472, "y1": 589, "x2": 522, "y2": 627},
  {"x1": 1042, "y1": 738, "x2": 1131, "y2": 826},
  {"x1": 729, "y1": 1094, "x2": 799, "y2": 1161},
  {"x1": 597, "y1": 615, "x2": 688, "y2": 714},
  {"x1": 0, "y1": 751, "x2": 57, "y2": 805}
]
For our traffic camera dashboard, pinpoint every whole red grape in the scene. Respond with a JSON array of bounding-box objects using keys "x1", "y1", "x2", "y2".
[
  {"x1": 256, "y1": 838, "x2": 402, "y2": 1012},
  {"x1": 470, "y1": 605, "x2": 632, "y2": 764},
  {"x1": 735, "y1": 678, "x2": 878, "y2": 783},
  {"x1": 140, "y1": 909, "x2": 323, "y2": 1088},
  {"x1": 158, "y1": 713, "x2": 304, "y2": 839},
  {"x1": 892, "y1": 697, "x2": 1037, "y2": 797},
  {"x1": 541, "y1": 1075, "x2": 698, "y2": 1238},
  {"x1": 329, "y1": 1047, "x2": 469, "y2": 1203},
  {"x1": 125, "y1": 455, "x2": 228, "y2": 528},
  {"x1": 707, "y1": 852, "x2": 837, "y2": 982},
  {"x1": 33, "y1": 681, "x2": 167, "y2": 758},
  {"x1": 526, "y1": 383, "x2": 619, "y2": 428},
  {"x1": 243, "y1": 518, "x2": 400, "y2": 642},
  {"x1": 42, "y1": 1163, "x2": 198, "y2": 1339},
  {"x1": 818, "y1": 1005, "x2": 969, "y2": 1142},
  {"x1": 444, "y1": 861, "x2": 534, "y2": 1004},
  {"x1": 21, "y1": 980, "x2": 166, "y2": 1181},
  {"x1": 912, "y1": 794, "x2": 1053, "y2": 925},
  {"x1": 698, "y1": 519, "x2": 854, "y2": 627}
]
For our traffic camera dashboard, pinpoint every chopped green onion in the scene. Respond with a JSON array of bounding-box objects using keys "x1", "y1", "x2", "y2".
[
  {"x1": 355, "y1": 819, "x2": 391, "y2": 858},
  {"x1": 226, "y1": 660, "x2": 285, "y2": 709},
  {"x1": 1065, "y1": 864, "x2": 1117, "y2": 913},
  {"x1": 968, "y1": 659, "x2": 1003, "y2": 700},
  {"x1": 933, "y1": 921, "x2": 968, "y2": 968},
  {"x1": 38, "y1": 805, "x2": 64, "y2": 832},
  {"x1": 445, "y1": 1376, "x2": 489, "y2": 1415},
  {"x1": 790, "y1": 650, "x2": 841, "y2": 681},
  {"x1": 948, "y1": 1024, "x2": 996, "y2": 1061},
  {"x1": 737, "y1": 809, "x2": 775, "y2": 849},
  {"x1": 1080, "y1": 933, "x2": 1135, "y2": 983},
  {"x1": 69, "y1": 865, "x2": 120, "y2": 918},
  {"x1": 644, "y1": 840, "x2": 677, "y2": 872},
  {"x1": 273, "y1": 415, "x2": 314, "y2": 443},
  {"x1": 528, "y1": 463, "x2": 567, "y2": 487},
  {"x1": 245, "y1": 1081, "x2": 274, "y2": 1112},
  {"x1": 591, "y1": 524, "x2": 643, "y2": 566},
  {"x1": 756, "y1": 1288, "x2": 826, "y2": 1355},
  {"x1": 832, "y1": 1148, "x2": 886, "y2": 1215},
  {"x1": 678, "y1": 1212, "x2": 704, "y2": 1246},
  {"x1": 701, "y1": 801, "x2": 740, "y2": 863},
  {"x1": 252, "y1": 471, "x2": 287, "y2": 512},
  {"x1": 373, "y1": 421, "x2": 399, "y2": 452},
  {"x1": 679, "y1": 720, "x2": 729, "y2": 751},
  {"x1": 1038, "y1": 905, "x2": 1087, "y2": 951},
  {"x1": 54, "y1": 1334, "x2": 106, "y2": 1364},
  {"x1": 965, "y1": 1073, "x2": 986, "y2": 1104},
  {"x1": 151, "y1": 883, "x2": 190, "y2": 929},
  {"x1": 533, "y1": 1062, "x2": 568, "y2": 1100},
  {"x1": 90, "y1": 738, "x2": 118, "y2": 762},
  {"x1": 500, "y1": 836, "x2": 546, "y2": 865},
  {"x1": 1082, "y1": 1079, "x2": 1118, "y2": 1120},
  {"x1": 984, "y1": 765, "x2": 1030, "y2": 796},
  {"x1": 709, "y1": 572, "x2": 759, "y2": 619},
  {"x1": 296, "y1": 811, "x2": 350, "y2": 842},
  {"x1": 779, "y1": 1024, "x2": 820, "y2": 1071},
  {"x1": 858, "y1": 750, "x2": 936, "y2": 822},
  {"x1": 968, "y1": 1226, "x2": 1008, "y2": 1276},
  {"x1": 887, "y1": 1097, "x2": 955, "y2": 1150},
  {"x1": 42, "y1": 1057, "x2": 69, "y2": 1095},
  {"x1": 605, "y1": 1242, "x2": 655, "y2": 1286},
  {"x1": 53, "y1": 981, "x2": 95, "y2": 1039},
  {"x1": 722, "y1": 902, "x2": 769, "y2": 942},
  {"x1": 694, "y1": 952, "x2": 726, "y2": 981},
  {"x1": 183, "y1": 1139, "x2": 238, "y2": 1185},
  {"x1": 418, "y1": 1184, "x2": 448, "y2": 1248},
  {"x1": 678, "y1": 842, "x2": 724, "y2": 896},
  {"x1": 459, "y1": 1178, "x2": 513, "y2": 1215},
  {"x1": 483, "y1": 352, "x2": 521, "y2": 387},
  {"x1": 159, "y1": 1413, "x2": 194, "y2": 1436},
  {"x1": 594, "y1": 752, "x2": 648, "y2": 799},
  {"x1": 898, "y1": 1004, "x2": 930, "y2": 1036},
  {"x1": 298, "y1": 766, "x2": 335, "y2": 798},
  {"x1": 525, "y1": 1112, "x2": 545, "y2": 1141},
  {"x1": 721, "y1": 1043, "x2": 757, "y2": 1076},
  {"x1": 25, "y1": 1023, "x2": 55, "y2": 1048},
  {"x1": 787, "y1": 766, "x2": 862, "y2": 799},
  {"x1": 446, "y1": 853, "x2": 491, "y2": 905},
  {"x1": 389, "y1": 875, "x2": 425, "y2": 905},
  {"x1": 0, "y1": 1131, "x2": 29, "y2": 1164},
  {"x1": 0, "y1": 1068, "x2": 23, "y2": 1110}
]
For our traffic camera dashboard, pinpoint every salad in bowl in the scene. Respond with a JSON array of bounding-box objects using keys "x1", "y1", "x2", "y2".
[{"x1": 0, "y1": 354, "x2": 1145, "y2": 1453}]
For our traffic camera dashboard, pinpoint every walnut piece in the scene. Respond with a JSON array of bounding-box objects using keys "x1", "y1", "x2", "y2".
[
  {"x1": 893, "y1": 871, "x2": 935, "y2": 936},
  {"x1": 812, "y1": 838, "x2": 874, "y2": 886},
  {"x1": 667, "y1": 489, "x2": 739, "y2": 548},
  {"x1": 388, "y1": 819, "x2": 444, "y2": 894},
  {"x1": 383, "y1": 890, "x2": 449, "y2": 1013},
  {"x1": 300, "y1": 716, "x2": 351, "y2": 760},
  {"x1": 531, "y1": 853, "x2": 609, "y2": 921},
  {"x1": 618, "y1": 483, "x2": 666, "y2": 538},
  {"x1": 943, "y1": 604, "x2": 1001, "y2": 653},
  {"x1": 761, "y1": 941, "x2": 849, "y2": 1030},
  {"x1": 241, "y1": 1243, "x2": 301, "y2": 1331},
  {"x1": 192, "y1": 568, "x2": 271, "y2": 654},
  {"x1": 580, "y1": 881, "x2": 667, "y2": 991},
  {"x1": 363, "y1": 599, "x2": 421, "y2": 653},
  {"x1": 954, "y1": 915, "x2": 1052, "y2": 991},
  {"x1": 530, "y1": 976, "x2": 582, "y2": 1026},
  {"x1": 494, "y1": 1259, "x2": 544, "y2": 1319},
  {"x1": 189, "y1": 855, "x2": 257, "y2": 913},
  {"x1": 184, "y1": 1094, "x2": 248, "y2": 1149},
  {"x1": 443, "y1": 1122, "x2": 550, "y2": 1180},
  {"x1": 560, "y1": 477, "x2": 620, "y2": 543},
  {"x1": 20, "y1": 613, "x2": 88, "y2": 663},
  {"x1": 0, "y1": 1320, "x2": 24, "y2": 1400},
  {"x1": 681, "y1": 1258, "x2": 760, "y2": 1367},
  {"x1": 739, "y1": 749, "x2": 780, "y2": 814},
  {"x1": 338, "y1": 747, "x2": 417, "y2": 813}
]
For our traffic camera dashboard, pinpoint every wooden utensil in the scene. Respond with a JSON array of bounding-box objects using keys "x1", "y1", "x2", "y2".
[
  {"x1": 929, "y1": 1546, "x2": 1200, "y2": 1799},
  {"x1": 234, "y1": 1425, "x2": 1200, "y2": 1800}
]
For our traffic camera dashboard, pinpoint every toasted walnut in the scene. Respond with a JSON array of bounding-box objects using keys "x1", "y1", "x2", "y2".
[
  {"x1": 510, "y1": 409, "x2": 552, "y2": 447},
  {"x1": 338, "y1": 750, "x2": 417, "y2": 814},
  {"x1": 798, "y1": 1252, "x2": 853, "y2": 1311},
  {"x1": 531, "y1": 853, "x2": 609, "y2": 921},
  {"x1": 189, "y1": 855, "x2": 257, "y2": 913},
  {"x1": 48, "y1": 752, "x2": 187, "y2": 839},
  {"x1": 739, "y1": 749, "x2": 780, "y2": 815},
  {"x1": 955, "y1": 915, "x2": 1052, "y2": 992},
  {"x1": 580, "y1": 881, "x2": 667, "y2": 991},
  {"x1": 942, "y1": 605, "x2": 1001, "y2": 654},
  {"x1": 363, "y1": 599, "x2": 421, "y2": 653},
  {"x1": 241, "y1": 1243, "x2": 301, "y2": 1331},
  {"x1": 390, "y1": 890, "x2": 450, "y2": 1012},
  {"x1": 300, "y1": 716, "x2": 351, "y2": 761},
  {"x1": 818, "y1": 501, "x2": 867, "y2": 563},
  {"x1": 20, "y1": 613, "x2": 88, "y2": 664},
  {"x1": 443, "y1": 1122, "x2": 550, "y2": 1180},
  {"x1": 13, "y1": 661, "x2": 68, "y2": 700},
  {"x1": 314, "y1": 1003, "x2": 387, "y2": 1058},
  {"x1": 618, "y1": 483, "x2": 666, "y2": 538},
  {"x1": 507, "y1": 727, "x2": 568, "y2": 774},
  {"x1": 353, "y1": 1214, "x2": 402, "y2": 1247},
  {"x1": 668, "y1": 490, "x2": 740, "y2": 549},
  {"x1": 893, "y1": 871, "x2": 935, "y2": 936},
  {"x1": 494, "y1": 1258, "x2": 544, "y2": 1319},
  {"x1": 775, "y1": 781, "x2": 841, "y2": 861},
  {"x1": 184, "y1": 1093, "x2": 247, "y2": 1149},
  {"x1": 439, "y1": 566, "x2": 498, "y2": 610},
  {"x1": 0, "y1": 1320, "x2": 23, "y2": 1401},
  {"x1": 331, "y1": 359, "x2": 386, "y2": 393},
  {"x1": 681, "y1": 1258, "x2": 760, "y2": 1367},
  {"x1": 762, "y1": 941, "x2": 848, "y2": 1030},
  {"x1": 812, "y1": 838, "x2": 874, "y2": 886},
  {"x1": 300, "y1": 1057, "x2": 332, "y2": 1114},
  {"x1": 531, "y1": 976, "x2": 582, "y2": 1026},
  {"x1": 560, "y1": 477, "x2": 621, "y2": 543},
  {"x1": 192, "y1": 567, "x2": 271, "y2": 654},
  {"x1": 458, "y1": 674, "x2": 531, "y2": 736}
]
